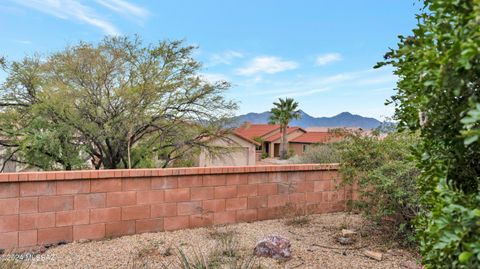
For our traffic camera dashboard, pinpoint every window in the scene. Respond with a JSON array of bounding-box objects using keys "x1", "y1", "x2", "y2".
[{"x1": 303, "y1": 144, "x2": 307, "y2": 152}]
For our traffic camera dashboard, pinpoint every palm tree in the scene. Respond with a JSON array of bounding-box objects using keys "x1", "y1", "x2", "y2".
[{"x1": 269, "y1": 98, "x2": 301, "y2": 159}]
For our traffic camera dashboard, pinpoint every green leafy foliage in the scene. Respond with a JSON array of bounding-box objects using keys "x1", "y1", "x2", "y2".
[
  {"x1": 417, "y1": 179, "x2": 480, "y2": 268},
  {"x1": 0, "y1": 36, "x2": 237, "y2": 170},
  {"x1": 18, "y1": 116, "x2": 87, "y2": 170},
  {"x1": 461, "y1": 103, "x2": 480, "y2": 145},
  {"x1": 338, "y1": 132, "x2": 421, "y2": 245},
  {"x1": 269, "y1": 98, "x2": 301, "y2": 160},
  {"x1": 377, "y1": 0, "x2": 480, "y2": 267}
]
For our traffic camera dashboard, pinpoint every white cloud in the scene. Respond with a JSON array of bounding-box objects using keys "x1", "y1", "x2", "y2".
[
  {"x1": 247, "y1": 72, "x2": 356, "y2": 97},
  {"x1": 236, "y1": 56, "x2": 298, "y2": 76},
  {"x1": 207, "y1": 50, "x2": 244, "y2": 66},
  {"x1": 246, "y1": 68, "x2": 396, "y2": 97},
  {"x1": 11, "y1": 0, "x2": 149, "y2": 35},
  {"x1": 13, "y1": 0, "x2": 121, "y2": 35},
  {"x1": 96, "y1": 0, "x2": 149, "y2": 20},
  {"x1": 315, "y1": 53, "x2": 342, "y2": 66}
]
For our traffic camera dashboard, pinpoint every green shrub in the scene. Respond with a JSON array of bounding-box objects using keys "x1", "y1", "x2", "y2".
[
  {"x1": 298, "y1": 143, "x2": 341, "y2": 164},
  {"x1": 376, "y1": 0, "x2": 480, "y2": 267},
  {"x1": 339, "y1": 132, "x2": 421, "y2": 245},
  {"x1": 417, "y1": 180, "x2": 480, "y2": 268},
  {"x1": 287, "y1": 148, "x2": 295, "y2": 159}
]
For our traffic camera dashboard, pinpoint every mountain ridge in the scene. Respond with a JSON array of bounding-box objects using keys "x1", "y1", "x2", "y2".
[{"x1": 233, "y1": 110, "x2": 382, "y2": 129}]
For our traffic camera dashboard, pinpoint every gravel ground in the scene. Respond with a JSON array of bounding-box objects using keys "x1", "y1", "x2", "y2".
[{"x1": 22, "y1": 212, "x2": 420, "y2": 269}]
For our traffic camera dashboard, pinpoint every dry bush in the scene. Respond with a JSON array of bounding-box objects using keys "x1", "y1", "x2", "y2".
[
  {"x1": 293, "y1": 143, "x2": 341, "y2": 164},
  {"x1": 282, "y1": 202, "x2": 312, "y2": 227}
]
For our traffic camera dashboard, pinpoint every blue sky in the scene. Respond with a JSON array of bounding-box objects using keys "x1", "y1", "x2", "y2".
[{"x1": 0, "y1": 0, "x2": 420, "y2": 120}]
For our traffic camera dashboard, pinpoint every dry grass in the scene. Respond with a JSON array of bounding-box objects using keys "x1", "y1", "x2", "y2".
[
  {"x1": 127, "y1": 227, "x2": 258, "y2": 269},
  {"x1": 282, "y1": 202, "x2": 312, "y2": 227},
  {"x1": 285, "y1": 215, "x2": 311, "y2": 227}
]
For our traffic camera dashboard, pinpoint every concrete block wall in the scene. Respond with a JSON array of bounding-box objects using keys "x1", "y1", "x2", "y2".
[{"x1": 0, "y1": 164, "x2": 348, "y2": 251}]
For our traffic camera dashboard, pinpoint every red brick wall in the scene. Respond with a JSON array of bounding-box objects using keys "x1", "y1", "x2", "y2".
[{"x1": 0, "y1": 164, "x2": 348, "y2": 251}]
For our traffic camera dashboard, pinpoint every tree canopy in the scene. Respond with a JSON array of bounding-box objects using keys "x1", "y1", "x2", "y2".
[
  {"x1": 377, "y1": 0, "x2": 480, "y2": 267},
  {"x1": 0, "y1": 36, "x2": 237, "y2": 170},
  {"x1": 269, "y1": 97, "x2": 301, "y2": 159}
]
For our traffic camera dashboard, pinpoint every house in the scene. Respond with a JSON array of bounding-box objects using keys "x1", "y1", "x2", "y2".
[
  {"x1": 261, "y1": 127, "x2": 306, "y2": 157},
  {"x1": 198, "y1": 131, "x2": 260, "y2": 167},
  {"x1": 197, "y1": 123, "x2": 345, "y2": 166},
  {"x1": 235, "y1": 122, "x2": 341, "y2": 158},
  {"x1": 289, "y1": 131, "x2": 342, "y2": 155}
]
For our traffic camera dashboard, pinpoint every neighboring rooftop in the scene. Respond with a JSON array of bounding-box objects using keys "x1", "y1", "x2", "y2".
[
  {"x1": 235, "y1": 123, "x2": 343, "y2": 144},
  {"x1": 264, "y1": 127, "x2": 306, "y2": 142},
  {"x1": 290, "y1": 132, "x2": 338, "y2": 144},
  {"x1": 235, "y1": 123, "x2": 281, "y2": 140},
  {"x1": 232, "y1": 131, "x2": 261, "y2": 146}
]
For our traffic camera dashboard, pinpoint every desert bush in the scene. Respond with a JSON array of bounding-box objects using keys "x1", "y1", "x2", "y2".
[
  {"x1": 282, "y1": 202, "x2": 311, "y2": 227},
  {"x1": 339, "y1": 132, "x2": 421, "y2": 245},
  {"x1": 148, "y1": 243, "x2": 257, "y2": 269},
  {"x1": 284, "y1": 215, "x2": 310, "y2": 227},
  {"x1": 297, "y1": 143, "x2": 341, "y2": 164},
  {"x1": 175, "y1": 247, "x2": 212, "y2": 269},
  {"x1": 215, "y1": 232, "x2": 240, "y2": 258},
  {"x1": 225, "y1": 255, "x2": 257, "y2": 269}
]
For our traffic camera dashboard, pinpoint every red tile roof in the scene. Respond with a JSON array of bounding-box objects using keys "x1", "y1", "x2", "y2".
[
  {"x1": 264, "y1": 127, "x2": 306, "y2": 142},
  {"x1": 235, "y1": 124, "x2": 281, "y2": 140},
  {"x1": 290, "y1": 132, "x2": 338, "y2": 144},
  {"x1": 232, "y1": 131, "x2": 261, "y2": 146}
]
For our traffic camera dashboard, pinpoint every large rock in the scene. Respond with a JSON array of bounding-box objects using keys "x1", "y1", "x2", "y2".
[{"x1": 253, "y1": 235, "x2": 292, "y2": 260}]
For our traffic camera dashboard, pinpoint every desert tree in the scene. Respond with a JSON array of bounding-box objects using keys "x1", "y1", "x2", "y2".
[
  {"x1": 0, "y1": 36, "x2": 237, "y2": 170},
  {"x1": 269, "y1": 97, "x2": 301, "y2": 159}
]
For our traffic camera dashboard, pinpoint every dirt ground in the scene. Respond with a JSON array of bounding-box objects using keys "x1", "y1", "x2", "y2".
[{"x1": 13, "y1": 212, "x2": 421, "y2": 269}]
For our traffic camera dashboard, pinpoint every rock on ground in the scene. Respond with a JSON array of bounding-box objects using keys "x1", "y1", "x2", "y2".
[{"x1": 253, "y1": 235, "x2": 292, "y2": 260}]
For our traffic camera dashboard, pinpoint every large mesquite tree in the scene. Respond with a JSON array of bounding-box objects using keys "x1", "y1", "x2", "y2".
[
  {"x1": 0, "y1": 37, "x2": 237, "y2": 170},
  {"x1": 377, "y1": 0, "x2": 480, "y2": 267}
]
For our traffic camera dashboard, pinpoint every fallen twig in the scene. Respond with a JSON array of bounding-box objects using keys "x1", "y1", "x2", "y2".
[{"x1": 311, "y1": 243, "x2": 369, "y2": 251}]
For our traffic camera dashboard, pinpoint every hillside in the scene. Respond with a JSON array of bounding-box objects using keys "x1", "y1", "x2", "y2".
[{"x1": 233, "y1": 110, "x2": 382, "y2": 129}]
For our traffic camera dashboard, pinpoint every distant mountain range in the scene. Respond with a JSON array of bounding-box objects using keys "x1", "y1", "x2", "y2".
[{"x1": 233, "y1": 110, "x2": 383, "y2": 129}]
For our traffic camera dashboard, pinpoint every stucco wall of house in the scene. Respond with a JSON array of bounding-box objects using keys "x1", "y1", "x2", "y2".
[
  {"x1": 289, "y1": 143, "x2": 308, "y2": 156},
  {"x1": 268, "y1": 129, "x2": 306, "y2": 157},
  {"x1": 198, "y1": 134, "x2": 256, "y2": 167}
]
